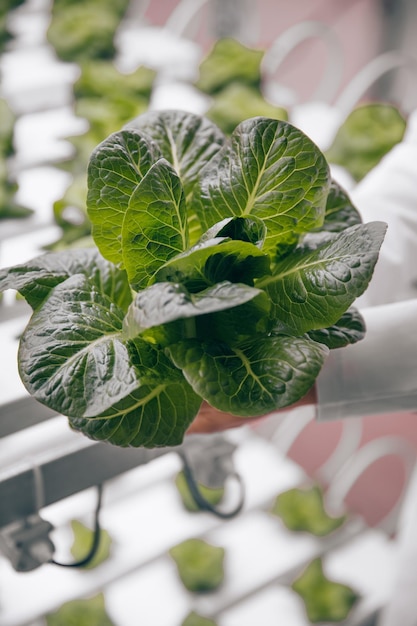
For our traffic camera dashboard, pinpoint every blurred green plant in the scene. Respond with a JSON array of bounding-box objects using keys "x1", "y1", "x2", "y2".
[
  {"x1": 326, "y1": 103, "x2": 406, "y2": 181},
  {"x1": 70, "y1": 519, "x2": 112, "y2": 570},
  {"x1": 0, "y1": 0, "x2": 26, "y2": 52},
  {"x1": 46, "y1": 593, "x2": 115, "y2": 626},
  {"x1": 196, "y1": 38, "x2": 287, "y2": 135},
  {"x1": 47, "y1": 0, "x2": 130, "y2": 62},
  {"x1": 196, "y1": 38, "x2": 264, "y2": 95},
  {"x1": 0, "y1": 99, "x2": 33, "y2": 220},
  {"x1": 169, "y1": 538, "x2": 225, "y2": 593},
  {"x1": 271, "y1": 485, "x2": 346, "y2": 536},
  {"x1": 206, "y1": 82, "x2": 287, "y2": 135},
  {"x1": 292, "y1": 558, "x2": 360, "y2": 623},
  {"x1": 175, "y1": 471, "x2": 225, "y2": 512}
]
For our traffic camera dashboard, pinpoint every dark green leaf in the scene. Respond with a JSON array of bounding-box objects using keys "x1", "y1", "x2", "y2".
[
  {"x1": 320, "y1": 179, "x2": 362, "y2": 232},
  {"x1": 87, "y1": 129, "x2": 160, "y2": 265},
  {"x1": 168, "y1": 335, "x2": 328, "y2": 416},
  {"x1": 169, "y1": 538, "x2": 225, "y2": 592},
  {"x1": 199, "y1": 216, "x2": 267, "y2": 248},
  {"x1": 192, "y1": 117, "x2": 331, "y2": 256},
  {"x1": 123, "y1": 281, "x2": 265, "y2": 338},
  {"x1": 0, "y1": 247, "x2": 132, "y2": 311},
  {"x1": 19, "y1": 274, "x2": 201, "y2": 447},
  {"x1": 307, "y1": 307, "x2": 366, "y2": 349},
  {"x1": 271, "y1": 485, "x2": 346, "y2": 536},
  {"x1": 260, "y1": 222, "x2": 387, "y2": 333},
  {"x1": 292, "y1": 558, "x2": 360, "y2": 623},
  {"x1": 326, "y1": 103, "x2": 406, "y2": 181},
  {"x1": 195, "y1": 292, "x2": 271, "y2": 345},
  {"x1": 154, "y1": 238, "x2": 270, "y2": 292},
  {"x1": 121, "y1": 158, "x2": 188, "y2": 290},
  {"x1": 69, "y1": 338, "x2": 202, "y2": 447}
]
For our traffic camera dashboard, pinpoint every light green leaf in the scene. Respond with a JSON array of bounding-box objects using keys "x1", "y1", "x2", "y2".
[
  {"x1": 87, "y1": 129, "x2": 160, "y2": 265},
  {"x1": 46, "y1": 593, "x2": 115, "y2": 626},
  {"x1": 70, "y1": 519, "x2": 112, "y2": 569},
  {"x1": 196, "y1": 38, "x2": 263, "y2": 94},
  {"x1": 326, "y1": 103, "x2": 406, "y2": 181},
  {"x1": 74, "y1": 60, "x2": 155, "y2": 100},
  {"x1": 271, "y1": 485, "x2": 346, "y2": 536},
  {"x1": 292, "y1": 558, "x2": 360, "y2": 623},
  {"x1": 175, "y1": 471, "x2": 224, "y2": 513},
  {"x1": 0, "y1": 247, "x2": 132, "y2": 311},
  {"x1": 260, "y1": 221, "x2": 387, "y2": 333},
  {"x1": 19, "y1": 274, "x2": 201, "y2": 447},
  {"x1": 182, "y1": 612, "x2": 217, "y2": 626},
  {"x1": 126, "y1": 109, "x2": 225, "y2": 199},
  {"x1": 168, "y1": 334, "x2": 328, "y2": 416},
  {"x1": 181, "y1": 611, "x2": 216, "y2": 626},
  {"x1": 123, "y1": 281, "x2": 264, "y2": 338},
  {"x1": 47, "y1": 3, "x2": 125, "y2": 62},
  {"x1": 121, "y1": 158, "x2": 188, "y2": 290},
  {"x1": 207, "y1": 82, "x2": 287, "y2": 135},
  {"x1": 307, "y1": 306, "x2": 366, "y2": 349},
  {"x1": 169, "y1": 538, "x2": 225, "y2": 592},
  {"x1": 154, "y1": 238, "x2": 270, "y2": 292},
  {"x1": 192, "y1": 117, "x2": 331, "y2": 256}
]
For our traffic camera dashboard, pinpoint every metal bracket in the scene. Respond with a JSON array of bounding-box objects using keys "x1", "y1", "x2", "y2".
[{"x1": 0, "y1": 514, "x2": 55, "y2": 572}]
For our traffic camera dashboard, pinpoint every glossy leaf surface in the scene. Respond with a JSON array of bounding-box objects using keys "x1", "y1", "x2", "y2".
[
  {"x1": 123, "y1": 281, "x2": 263, "y2": 338},
  {"x1": 154, "y1": 238, "x2": 270, "y2": 292},
  {"x1": 19, "y1": 274, "x2": 201, "y2": 447},
  {"x1": 121, "y1": 158, "x2": 188, "y2": 290},
  {"x1": 192, "y1": 117, "x2": 331, "y2": 255},
  {"x1": 168, "y1": 335, "x2": 328, "y2": 415},
  {"x1": 261, "y1": 222, "x2": 387, "y2": 333},
  {"x1": 0, "y1": 247, "x2": 131, "y2": 311},
  {"x1": 87, "y1": 129, "x2": 159, "y2": 265},
  {"x1": 126, "y1": 109, "x2": 225, "y2": 198},
  {"x1": 307, "y1": 306, "x2": 366, "y2": 349}
]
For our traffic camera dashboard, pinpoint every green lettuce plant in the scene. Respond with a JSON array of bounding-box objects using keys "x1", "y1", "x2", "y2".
[{"x1": 0, "y1": 110, "x2": 386, "y2": 448}]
